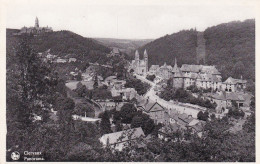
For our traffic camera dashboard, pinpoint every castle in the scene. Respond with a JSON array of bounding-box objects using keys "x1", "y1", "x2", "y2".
[
  {"x1": 15, "y1": 17, "x2": 53, "y2": 35},
  {"x1": 130, "y1": 50, "x2": 148, "y2": 76},
  {"x1": 148, "y1": 58, "x2": 246, "y2": 92}
]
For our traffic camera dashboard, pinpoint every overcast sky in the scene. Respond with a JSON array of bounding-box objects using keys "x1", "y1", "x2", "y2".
[{"x1": 5, "y1": 0, "x2": 256, "y2": 39}]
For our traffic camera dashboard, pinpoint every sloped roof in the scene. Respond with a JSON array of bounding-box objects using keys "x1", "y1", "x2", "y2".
[
  {"x1": 160, "y1": 63, "x2": 171, "y2": 70},
  {"x1": 226, "y1": 92, "x2": 245, "y2": 101},
  {"x1": 209, "y1": 91, "x2": 245, "y2": 101},
  {"x1": 138, "y1": 100, "x2": 165, "y2": 113},
  {"x1": 197, "y1": 73, "x2": 222, "y2": 82},
  {"x1": 174, "y1": 70, "x2": 184, "y2": 78},
  {"x1": 189, "y1": 121, "x2": 206, "y2": 132},
  {"x1": 223, "y1": 77, "x2": 247, "y2": 84},
  {"x1": 149, "y1": 102, "x2": 165, "y2": 112},
  {"x1": 178, "y1": 113, "x2": 194, "y2": 124},
  {"x1": 150, "y1": 65, "x2": 160, "y2": 71},
  {"x1": 112, "y1": 48, "x2": 120, "y2": 54},
  {"x1": 100, "y1": 127, "x2": 144, "y2": 146},
  {"x1": 172, "y1": 65, "x2": 181, "y2": 73},
  {"x1": 188, "y1": 119, "x2": 200, "y2": 126},
  {"x1": 167, "y1": 65, "x2": 173, "y2": 71},
  {"x1": 159, "y1": 123, "x2": 180, "y2": 134},
  {"x1": 201, "y1": 66, "x2": 221, "y2": 75},
  {"x1": 180, "y1": 64, "x2": 202, "y2": 73},
  {"x1": 184, "y1": 72, "x2": 198, "y2": 79}
]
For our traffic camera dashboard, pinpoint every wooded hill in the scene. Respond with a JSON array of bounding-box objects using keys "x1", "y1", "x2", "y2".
[
  {"x1": 138, "y1": 19, "x2": 255, "y2": 82},
  {"x1": 6, "y1": 29, "x2": 111, "y2": 63}
]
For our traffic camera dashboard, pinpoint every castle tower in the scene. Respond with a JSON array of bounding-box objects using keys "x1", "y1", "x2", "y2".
[
  {"x1": 35, "y1": 17, "x2": 39, "y2": 28},
  {"x1": 144, "y1": 49, "x2": 148, "y2": 73}
]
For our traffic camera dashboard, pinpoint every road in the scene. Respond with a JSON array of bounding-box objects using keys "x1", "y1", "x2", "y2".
[{"x1": 135, "y1": 74, "x2": 205, "y2": 118}]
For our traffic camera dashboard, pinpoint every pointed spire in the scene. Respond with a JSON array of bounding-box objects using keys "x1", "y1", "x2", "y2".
[
  {"x1": 174, "y1": 57, "x2": 177, "y2": 67},
  {"x1": 144, "y1": 49, "x2": 148, "y2": 58},
  {"x1": 35, "y1": 16, "x2": 39, "y2": 28},
  {"x1": 135, "y1": 50, "x2": 139, "y2": 56},
  {"x1": 135, "y1": 50, "x2": 139, "y2": 60}
]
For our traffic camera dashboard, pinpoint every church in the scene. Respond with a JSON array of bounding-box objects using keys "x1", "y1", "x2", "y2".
[{"x1": 130, "y1": 50, "x2": 148, "y2": 76}]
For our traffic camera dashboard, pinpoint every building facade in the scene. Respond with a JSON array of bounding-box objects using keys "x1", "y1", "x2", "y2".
[{"x1": 130, "y1": 50, "x2": 148, "y2": 76}]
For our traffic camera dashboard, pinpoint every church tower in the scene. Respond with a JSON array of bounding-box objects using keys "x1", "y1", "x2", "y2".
[
  {"x1": 35, "y1": 17, "x2": 39, "y2": 28},
  {"x1": 135, "y1": 50, "x2": 140, "y2": 74},
  {"x1": 135, "y1": 50, "x2": 140, "y2": 61},
  {"x1": 144, "y1": 49, "x2": 148, "y2": 73},
  {"x1": 174, "y1": 57, "x2": 177, "y2": 67}
]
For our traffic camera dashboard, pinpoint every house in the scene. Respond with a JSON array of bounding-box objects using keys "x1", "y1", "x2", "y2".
[
  {"x1": 222, "y1": 77, "x2": 247, "y2": 92},
  {"x1": 111, "y1": 87, "x2": 137, "y2": 100},
  {"x1": 56, "y1": 58, "x2": 67, "y2": 63},
  {"x1": 149, "y1": 65, "x2": 160, "y2": 75},
  {"x1": 108, "y1": 48, "x2": 120, "y2": 57},
  {"x1": 69, "y1": 58, "x2": 77, "y2": 63},
  {"x1": 205, "y1": 91, "x2": 246, "y2": 113},
  {"x1": 137, "y1": 100, "x2": 167, "y2": 124},
  {"x1": 122, "y1": 88, "x2": 137, "y2": 100},
  {"x1": 99, "y1": 127, "x2": 145, "y2": 151},
  {"x1": 104, "y1": 76, "x2": 117, "y2": 86},
  {"x1": 156, "y1": 62, "x2": 172, "y2": 79},
  {"x1": 158, "y1": 123, "x2": 181, "y2": 141},
  {"x1": 195, "y1": 73, "x2": 222, "y2": 90},
  {"x1": 187, "y1": 120, "x2": 206, "y2": 137}
]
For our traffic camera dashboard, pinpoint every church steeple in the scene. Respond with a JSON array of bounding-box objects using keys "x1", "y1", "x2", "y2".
[
  {"x1": 35, "y1": 17, "x2": 39, "y2": 28},
  {"x1": 144, "y1": 49, "x2": 148, "y2": 73},
  {"x1": 174, "y1": 57, "x2": 177, "y2": 67},
  {"x1": 135, "y1": 50, "x2": 139, "y2": 61},
  {"x1": 144, "y1": 49, "x2": 148, "y2": 58}
]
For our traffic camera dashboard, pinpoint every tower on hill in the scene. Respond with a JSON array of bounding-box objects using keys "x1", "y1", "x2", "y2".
[{"x1": 35, "y1": 17, "x2": 39, "y2": 28}]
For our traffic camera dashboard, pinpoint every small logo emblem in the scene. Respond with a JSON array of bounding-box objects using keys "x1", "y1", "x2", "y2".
[{"x1": 11, "y1": 151, "x2": 20, "y2": 160}]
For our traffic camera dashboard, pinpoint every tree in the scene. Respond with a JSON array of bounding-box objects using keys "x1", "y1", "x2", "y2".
[
  {"x1": 100, "y1": 111, "x2": 112, "y2": 134},
  {"x1": 115, "y1": 120, "x2": 123, "y2": 132},
  {"x1": 74, "y1": 82, "x2": 87, "y2": 97},
  {"x1": 130, "y1": 69, "x2": 134, "y2": 73},
  {"x1": 197, "y1": 111, "x2": 208, "y2": 121},
  {"x1": 120, "y1": 103, "x2": 137, "y2": 124},
  {"x1": 232, "y1": 61, "x2": 245, "y2": 79},
  {"x1": 55, "y1": 96, "x2": 75, "y2": 111},
  {"x1": 76, "y1": 72, "x2": 82, "y2": 81},
  {"x1": 131, "y1": 113, "x2": 155, "y2": 135},
  {"x1": 146, "y1": 74, "x2": 156, "y2": 82},
  {"x1": 227, "y1": 108, "x2": 245, "y2": 119},
  {"x1": 243, "y1": 112, "x2": 255, "y2": 133}
]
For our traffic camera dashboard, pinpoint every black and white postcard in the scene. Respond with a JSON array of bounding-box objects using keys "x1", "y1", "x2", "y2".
[{"x1": 1, "y1": 0, "x2": 258, "y2": 162}]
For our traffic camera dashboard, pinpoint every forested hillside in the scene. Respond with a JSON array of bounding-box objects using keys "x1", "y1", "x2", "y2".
[
  {"x1": 139, "y1": 19, "x2": 255, "y2": 82},
  {"x1": 6, "y1": 29, "x2": 111, "y2": 61},
  {"x1": 204, "y1": 19, "x2": 255, "y2": 81},
  {"x1": 138, "y1": 29, "x2": 198, "y2": 66}
]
